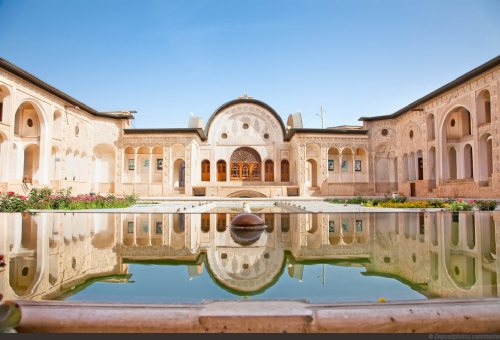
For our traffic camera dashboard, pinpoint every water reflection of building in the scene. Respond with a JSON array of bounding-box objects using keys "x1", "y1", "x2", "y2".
[
  {"x1": 0, "y1": 213, "x2": 125, "y2": 301},
  {"x1": 0, "y1": 212, "x2": 498, "y2": 300}
]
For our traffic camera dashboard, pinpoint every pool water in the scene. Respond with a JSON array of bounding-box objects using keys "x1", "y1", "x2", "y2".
[
  {"x1": 65, "y1": 261, "x2": 425, "y2": 303},
  {"x1": 0, "y1": 211, "x2": 497, "y2": 304}
]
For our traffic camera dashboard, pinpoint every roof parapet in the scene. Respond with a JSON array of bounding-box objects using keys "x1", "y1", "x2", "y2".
[{"x1": 359, "y1": 54, "x2": 500, "y2": 122}]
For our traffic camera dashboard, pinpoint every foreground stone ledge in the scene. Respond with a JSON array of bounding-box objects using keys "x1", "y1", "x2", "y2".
[{"x1": 15, "y1": 298, "x2": 500, "y2": 333}]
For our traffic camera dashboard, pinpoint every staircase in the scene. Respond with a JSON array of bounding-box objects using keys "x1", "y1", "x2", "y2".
[{"x1": 307, "y1": 186, "x2": 321, "y2": 196}]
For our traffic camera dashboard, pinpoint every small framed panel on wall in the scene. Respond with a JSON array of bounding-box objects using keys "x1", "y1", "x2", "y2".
[{"x1": 355, "y1": 160, "x2": 362, "y2": 172}]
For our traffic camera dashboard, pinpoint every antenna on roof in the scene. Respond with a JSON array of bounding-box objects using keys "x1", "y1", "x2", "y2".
[{"x1": 315, "y1": 106, "x2": 325, "y2": 129}]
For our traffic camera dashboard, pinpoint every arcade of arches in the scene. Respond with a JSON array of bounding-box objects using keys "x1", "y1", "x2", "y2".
[{"x1": 0, "y1": 56, "x2": 499, "y2": 198}]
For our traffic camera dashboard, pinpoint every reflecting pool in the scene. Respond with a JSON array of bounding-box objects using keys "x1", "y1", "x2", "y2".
[{"x1": 0, "y1": 211, "x2": 498, "y2": 303}]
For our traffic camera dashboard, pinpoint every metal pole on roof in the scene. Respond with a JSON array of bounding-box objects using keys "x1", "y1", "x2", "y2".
[
  {"x1": 320, "y1": 106, "x2": 324, "y2": 129},
  {"x1": 316, "y1": 106, "x2": 325, "y2": 129}
]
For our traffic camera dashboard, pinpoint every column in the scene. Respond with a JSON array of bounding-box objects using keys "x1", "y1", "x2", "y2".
[
  {"x1": 162, "y1": 215, "x2": 168, "y2": 246},
  {"x1": 184, "y1": 143, "x2": 192, "y2": 195},
  {"x1": 352, "y1": 157, "x2": 355, "y2": 183},
  {"x1": 319, "y1": 146, "x2": 328, "y2": 189},
  {"x1": 148, "y1": 150, "x2": 153, "y2": 184},
  {"x1": 298, "y1": 144, "x2": 307, "y2": 195},
  {"x1": 118, "y1": 214, "x2": 123, "y2": 246},
  {"x1": 133, "y1": 214, "x2": 137, "y2": 246},
  {"x1": 338, "y1": 155, "x2": 343, "y2": 183},
  {"x1": 133, "y1": 148, "x2": 138, "y2": 186},
  {"x1": 148, "y1": 214, "x2": 152, "y2": 246}
]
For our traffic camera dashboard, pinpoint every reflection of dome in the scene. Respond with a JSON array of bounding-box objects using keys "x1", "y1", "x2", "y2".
[
  {"x1": 206, "y1": 245, "x2": 285, "y2": 294},
  {"x1": 231, "y1": 214, "x2": 265, "y2": 227},
  {"x1": 229, "y1": 214, "x2": 266, "y2": 245},
  {"x1": 230, "y1": 227, "x2": 265, "y2": 246}
]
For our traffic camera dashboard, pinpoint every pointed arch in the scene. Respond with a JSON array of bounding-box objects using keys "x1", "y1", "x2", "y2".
[
  {"x1": 92, "y1": 143, "x2": 116, "y2": 193},
  {"x1": 478, "y1": 134, "x2": 493, "y2": 186},
  {"x1": 0, "y1": 85, "x2": 11, "y2": 124},
  {"x1": 230, "y1": 147, "x2": 261, "y2": 181},
  {"x1": 476, "y1": 90, "x2": 491, "y2": 126}
]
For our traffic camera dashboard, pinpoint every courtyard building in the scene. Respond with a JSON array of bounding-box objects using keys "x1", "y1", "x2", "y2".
[{"x1": 0, "y1": 55, "x2": 499, "y2": 198}]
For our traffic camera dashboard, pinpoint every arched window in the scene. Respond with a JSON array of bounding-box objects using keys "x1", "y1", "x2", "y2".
[
  {"x1": 152, "y1": 146, "x2": 163, "y2": 183},
  {"x1": 281, "y1": 160, "x2": 289, "y2": 182},
  {"x1": 201, "y1": 160, "x2": 210, "y2": 181},
  {"x1": 0, "y1": 86, "x2": 11, "y2": 123},
  {"x1": 445, "y1": 107, "x2": 472, "y2": 140},
  {"x1": 442, "y1": 106, "x2": 472, "y2": 181},
  {"x1": 136, "y1": 146, "x2": 150, "y2": 184},
  {"x1": 341, "y1": 148, "x2": 353, "y2": 173},
  {"x1": 265, "y1": 160, "x2": 274, "y2": 182},
  {"x1": 0, "y1": 132, "x2": 8, "y2": 181},
  {"x1": 216, "y1": 213, "x2": 226, "y2": 232},
  {"x1": 230, "y1": 147, "x2": 261, "y2": 181},
  {"x1": 92, "y1": 144, "x2": 116, "y2": 191},
  {"x1": 217, "y1": 160, "x2": 226, "y2": 181},
  {"x1": 478, "y1": 134, "x2": 493, "y2": 186},
  {"x1": 477, "y1": 90, "x2": 491, "y2": 125},
  {"x1": 173, "y1": 159, "x2": 185, "y2": 188},
  {"x1": 306, "y1": 159, "x2": 318, "y2": 187},
  {"x1": 14, "y1": 102, "x2": 41, "y2": 138},
  {"x1": 173, "y1": 214, "x2": 185, "y2": 234},
  {"x1": 201, "y1": 213, "x2": 210, "y2": 232},
  {"x1": 327, "y1": 148, "x2": 340, "y2": 176},
  {"x1": 417, "y1": 150, "x2": 423, "y2": 181}
]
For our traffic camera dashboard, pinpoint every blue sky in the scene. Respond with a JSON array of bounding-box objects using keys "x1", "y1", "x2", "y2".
[{"x1": 1, "y1": 0, "x2": 499, "y2": 128}]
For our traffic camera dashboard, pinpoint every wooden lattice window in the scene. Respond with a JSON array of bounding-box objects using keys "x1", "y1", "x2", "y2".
[
  {"x1": 281, "y1": 160, "x2": 289, "y2": 182},
  {"x1": 265, "y1": 160, "x2": 274, "y2": 182},
  {"x1": 230, "y1": 147, "x2": 261, "y2": 181}
]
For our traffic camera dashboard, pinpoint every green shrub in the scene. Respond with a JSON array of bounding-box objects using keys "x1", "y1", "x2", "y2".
[
  {"x1": 0, "y1": 192, "x2": 28, "y2": 212},
  {"x1": 474, "y1": 200, "x2": 497, "y2": 211}
]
